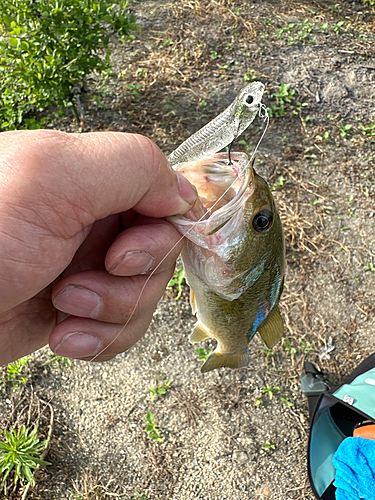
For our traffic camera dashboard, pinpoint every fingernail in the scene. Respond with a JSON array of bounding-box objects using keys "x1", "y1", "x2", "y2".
[
  {"x1": 109, "y1": 251, "x2": 155, "y2": 275},
  {"x1": 54, "y1": 332, "x2": 103, "y2": 358},
  {"x1": 176, "y1": 172, "x2": 197, "y2": 210},
  {"x1": 53, "y1": 286, "x2": 103, "y2": 319}
]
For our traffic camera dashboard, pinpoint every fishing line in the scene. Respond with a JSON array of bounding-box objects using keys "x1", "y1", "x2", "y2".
[{"x1": 88, "y1": 103, "x2": 270, "y2": 363}]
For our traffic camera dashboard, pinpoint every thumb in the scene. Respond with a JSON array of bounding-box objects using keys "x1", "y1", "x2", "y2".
[{"x1": 0, "y1": 130, "x2": 197, "y2": 231}]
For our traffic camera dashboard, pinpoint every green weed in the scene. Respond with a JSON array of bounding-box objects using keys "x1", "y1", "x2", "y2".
[
  {"x1": 280, "y1": 397, "x2": 293, "y2": 407},
  {"x1": 167, "y1": 268, "x2": 185, "y2": 300},
  {"x1": 2, "y1": 357, "x2": 29, "y2": 390},
  {"x1": 0, "y1": 0, "x2": 138, "y2": 129},
  {"x1": 364, "y1": 263, "x2": 375, "y2": 272},
  {"x1": 277, "y1": 19, "x2": 315, "y2": 44},
  {"x1": 292, "y1": 101, "x2": 309, "y2": 116},
  {"x1": 43, "y1": 355, "x2": 72, "y2": 367},
  {"x1": 238, "y1": 139, "x2": 253, "y2": 152},
  {"x1": 0, "y1": 425, "x2": 51, "y2": 487},
  {"x1": 149, "y1": 379, "x2": 172, "y2": 402},
  {"x1": 133, "y1": 492, "x2": 150, "y2": 500},
  {"x1": 272, "y1": 175, "x2": 288, "y2": 191},
  {"x1": 195, "y1": 348, "x2": 212, "y2": 363},
  {"x1": 333, "y1": 21, "x2": 345, "y2": 34},
  {"x1": 262, "y1": 348, "x2": 274, "y2": 361},
  {"x1": 210, "y1": 51, "x2": 222, "y2": 60},
  {"x1": 262, "y1": 440, "x2": 275, "y2": 450},
  {"x1": 243, "y1": 70, "x2": 257, "y2": 82},
  {"x1": 298, "y1": 338, "x2": 316, "y2": 355},
  {"x1": 283, "y1": 339, "x2": 296, "y2": 357},
  {"x1": 145, "y1": 412, "x2": 163, "y2": 442},
  {"x1": 360, "y1": 121, "x2": 375, "y2": 139},
  {"x1": 268, "y1": 84, "x2": 295, "y2": 118},
  {"x1": 339, "y1": 124, "x2": 353, "y2": 138},
  {"x1": 262, "y1": 384, "x2": 280, "y2": 400},
  {"x1": 127, "y1": 83, "x2": 143, "y2": 98}
]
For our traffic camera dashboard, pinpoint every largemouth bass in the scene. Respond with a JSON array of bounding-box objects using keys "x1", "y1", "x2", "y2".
[{"x1": 168, "y1": 83, "x2": 285, "y2": 373}]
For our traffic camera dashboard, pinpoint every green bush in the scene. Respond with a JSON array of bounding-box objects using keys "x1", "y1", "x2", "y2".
[{"x1": 0, "y1": 0, "x2": 138, "y2": 129}]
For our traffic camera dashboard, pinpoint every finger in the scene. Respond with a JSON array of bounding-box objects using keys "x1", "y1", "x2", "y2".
[
  {"x1": 49, "y1": 311, "x2": 156, "y2": 362},
  {"x1": 63, "y1": 215, "x2": 121, "y2": 275},
  {"x1": 105, "y1": 217, "x2": 184, "y2": 276},
  {"x1": 51, "y1": 268, "x2": 174, "y2": 325},
  {"x1": 0, "y1": 290, "x2": 55, "y2": 366}
]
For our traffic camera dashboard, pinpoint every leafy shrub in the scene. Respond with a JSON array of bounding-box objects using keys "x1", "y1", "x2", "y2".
[{"x1": 0, "y1": 0, "x2": 138, "y2": 129}]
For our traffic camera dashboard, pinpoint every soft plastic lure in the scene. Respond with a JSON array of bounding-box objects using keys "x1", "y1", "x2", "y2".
[{"x1": 167, "y1": 81, "x2": 265, "y2": 167}]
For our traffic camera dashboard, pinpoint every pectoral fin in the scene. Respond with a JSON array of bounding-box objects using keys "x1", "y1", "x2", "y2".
[
  {"x1": 190, "y1": 322, "x2": 211, "y2": 343},
  {"x1": 257, "y1": 305, "x2": 283, "y2": 348},
  {"x1": 201, "y1": 348, "x2": 250, "y2": 373}
]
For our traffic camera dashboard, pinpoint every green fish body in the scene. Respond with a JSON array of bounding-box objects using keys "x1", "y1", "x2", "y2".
[{"x1": 169, "y1": 152, "x2": 285, "y2": 372}]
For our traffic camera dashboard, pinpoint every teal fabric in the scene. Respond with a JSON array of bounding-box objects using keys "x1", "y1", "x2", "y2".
[
  {"x1": 334, "y1": 367, "x2": 375, "y2": 419},
  {"x1": 310, "y1": 410, "x2": 346, "y2": 496}
]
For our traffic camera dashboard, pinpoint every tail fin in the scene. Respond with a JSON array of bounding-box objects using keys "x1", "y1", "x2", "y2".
[{"x1": 201, "y1": 348, "x2": 250, "y2": 373}]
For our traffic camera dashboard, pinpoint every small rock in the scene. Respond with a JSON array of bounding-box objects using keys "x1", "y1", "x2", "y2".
[
  {"x1": 256, "y1": 486, "x2": 271, "y2": 498},
  {"x1": 232, "y1": 450, "x2": 249, "y2": 464}
]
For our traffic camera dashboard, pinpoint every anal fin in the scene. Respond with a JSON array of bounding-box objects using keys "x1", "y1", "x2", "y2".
[
  {"x1": 257, "y1": 305, "x2": 283, "y2": 348},
  {"x1": 190, "y1": 322, "x2": 211, "y2": 343},
  {"x1": 201, "y1": 348, "x2": 250, "y2": 373}
]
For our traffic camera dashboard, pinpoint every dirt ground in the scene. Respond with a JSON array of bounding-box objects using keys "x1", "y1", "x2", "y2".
[{"x1": 1, "y1": 0, "x2": 375, "y2": 499}]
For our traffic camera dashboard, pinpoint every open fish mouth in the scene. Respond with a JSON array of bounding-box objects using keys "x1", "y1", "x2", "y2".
[{"x1": 168, "y1": 152, "x2": 254, "y2": 237}]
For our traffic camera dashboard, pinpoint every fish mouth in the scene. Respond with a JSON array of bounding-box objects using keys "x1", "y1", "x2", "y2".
[{"x1": 168, "y1": 152, "x2": 254, "y2": 236}]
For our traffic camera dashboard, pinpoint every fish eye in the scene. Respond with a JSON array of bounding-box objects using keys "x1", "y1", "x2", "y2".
[
  {"x1": 245, "y1": 94, "x2": 254, "y2": 105},
  {"x1": 252, "y1": 209, "x2": 273, "y2": 232}
]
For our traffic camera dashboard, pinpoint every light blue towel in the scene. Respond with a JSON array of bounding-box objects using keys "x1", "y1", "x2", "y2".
[{"x1": 333, "y1": 437, "x2": 375, "y2": 500}]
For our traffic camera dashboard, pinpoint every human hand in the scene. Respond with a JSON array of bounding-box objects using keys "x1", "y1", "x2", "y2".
[{"x1": 0, "y1": 130, "x2": 197, "y2": 365}]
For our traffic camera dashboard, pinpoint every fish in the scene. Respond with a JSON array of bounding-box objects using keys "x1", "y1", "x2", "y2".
[{"x1": 167, "y1": 83, "x2": 285, "y2": 373}]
